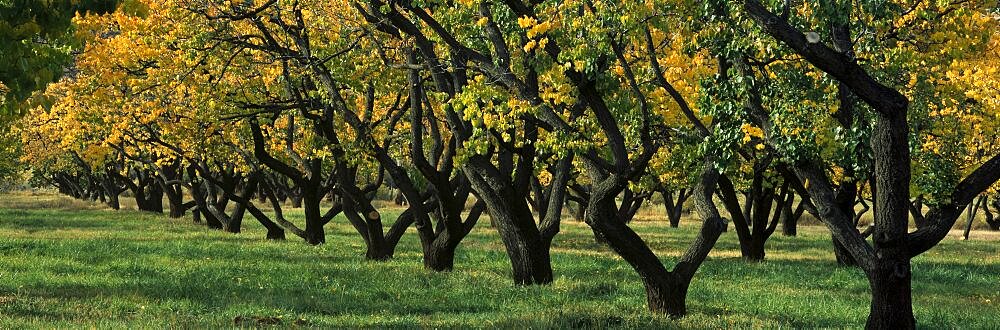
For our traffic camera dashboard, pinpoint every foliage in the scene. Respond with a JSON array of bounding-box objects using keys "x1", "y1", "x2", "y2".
[{"x1": 0, "y1": 0, "x2": 117, "y2": 116}]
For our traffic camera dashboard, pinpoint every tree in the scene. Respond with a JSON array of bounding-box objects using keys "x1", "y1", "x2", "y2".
[
  {"x1": 1, "y1": 0, "x2": 118, "y2": 186},
  {"x1": 731, "y1": 1, "x2": 1000, "y2": 327},
  {"x1": 0, "y1": 0, "x2": 117, "y2": 114}
]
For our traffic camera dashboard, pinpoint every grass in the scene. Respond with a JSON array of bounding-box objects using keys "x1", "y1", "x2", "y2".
[{"x1": 0, "y1": 192, "x2": 997, "y2": 328}]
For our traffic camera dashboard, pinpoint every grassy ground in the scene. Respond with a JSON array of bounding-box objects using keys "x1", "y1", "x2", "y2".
[{"x1": 0, "y1": 192, "x2": 997, "y2": 328}]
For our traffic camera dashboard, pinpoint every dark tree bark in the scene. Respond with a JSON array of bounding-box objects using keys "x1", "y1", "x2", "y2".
[
  {"x1": 100, "y1": 175, "x2": 124, "y2": 210},
  {"x1": 248, "y1": 120, "x2": 339, "y2": 245},
  {"x1": 567, "y1": 196, "x2": 587, "y2": 222},
  {"x1": 186, "y1": 165, "x2": 223, "y2": 229},
  {"x1": 962, "y1": 196, "x2": 985, "y2": 240},
  {"x1": 184, "y1": 154, "x2": 289, "y2": 240},
  {"x1": 157, "y1": 160, "x2": 189, "y2": 218},
  {"x1": 585, "y1": 162, "x2": 726, "y2": 317},
  {"x1": 566, "y1": 25, "x2": 732, "y2": 317},
  {"x1": 717, "y1": 170, "x2": 785, "y2": 262},
  {"x1": 164, "y1": 189, "x2": 186, "y2": 218},
  {"x1": 111, "y1": 168, "x2": 164, "y2": 214},
  {"x1": 739, "y1": 2, "x2": 1000, "y2": 327},
  {"x1": 465, "y1": 154, "x2": 556, "y2": 284},
  {"x1": 781, "y1": 196, "x2": 805, "y2": 236},
  {"x1": 213, "y1": 171, "x2": 286, "y2": 240},
  {"x1": 140, "y1": 179, "x2": 164, "y2": 213},
  {"x1": 591, "y1": 187, "x2": 650, "y2": 244},
  {"x1": 985, "y1": 198, "x2": 998, "y2": 231},
  {"x1": 350, "y1": 0, "x2": 576, "y2": 281},
  {"x1": 300, "y1": 187, "x2": 326, "y2": 245},
  {"x1": 662, "y1": 188, "x2": 690, "y2": 228},
  {"x1": 910, "y1": 195, "x2": 928, "y2": 228},
  {"x1": 284, "y1": 51, "x2": 484, "y2": 266}
]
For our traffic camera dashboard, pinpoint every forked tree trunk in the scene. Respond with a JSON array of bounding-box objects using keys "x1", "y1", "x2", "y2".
[
  {"x1": 347, "y1": 207, "x2": 392, "y2": 260},
  {"x1": 739, "y1": 3, "x2": 1000, "y2": 328},
  {"x1": 481, "y1": 193, "x2": 555, "y2": 284},
  {"x1": 585, "y1": 189, "x2": 725, "y2": 318},
  {"x1": 910, "y1": 195, "x2": 929, "y2": 228},
  {"x1": 189, "y1": 179, "x2": 224, "y2": 229},
  {"x1": 495, "y1": 209, "x2": 555, "y2": 285},
  {"x1": 667, "y1": 210, "x2": 682, "y2": 228},
  {"x1": 167, "y1": 197, "x2": 185, "y2": 218},
  {"x1": 663, "y1": 189, "x2": 688, "y2": 228},
  {"x1": 572, "y1": 200, "x2": 586, "y2": 222},
  {"x1": 412, "y1": 199, "x2": 483, "y2": 272},
  {"x1": 464, "y1": 159, "x2": 554, "y2": 285},
  {"x1": 718, "y1": 174, "x2": 782, "y2": 262},
  {"x1": 781, "y1": 199, "x2": 803, "y2": 236}
]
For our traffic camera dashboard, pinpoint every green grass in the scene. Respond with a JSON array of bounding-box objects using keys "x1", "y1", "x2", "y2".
[{"x1": 0, "y1": 193, "x2": 997, "y2": 328}]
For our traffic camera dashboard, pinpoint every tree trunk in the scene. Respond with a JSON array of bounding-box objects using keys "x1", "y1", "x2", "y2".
[
  {"x1": 224, "y1": 203, "x2": 246, "y2": 234},
  {"x1": 573, "y1": 201, "x2": 586, "y2": 222},
  {"x1": 663, "y1": 190, "x2": 685, "y2": 228},
  {"x1": 643, "y1": 274, "x2": 689, "y2": 318},
  {"x1": 592, "y1": 226, "x2": 608, "y2": 244},
  {"x1": 910, "y1": 196, "x2": 928, "y2": 228},
  {"x1": 963, "y1": 196, "x2": 983, "y2": 240},
  {"x1": 865, "y1": 259, "x2": 915, "y2": 329},
  {"x1": 164, "y1": 187, "x2": 186, "y2": 218},
  {"x1": 984, "y1": 198, "x2": 998, "y2": 231},
  {"x1": 463, "y1": 159, "x2": 554, "y2": 285},
  {"x1": 485, "y1": 198, "x2": 555, "y2": 284},
  {"x1": 203, "y1": 208, "x2": 224, "y2": 229},
  {"x1": 365, "y1": 243, "x2": 392, "y2": 261},
  {"x1": 191, "y1": 183, "x2": 224, "y2": 229},
  {"x1": 302, "y1": 191, "x2": 325, "y2": 245},
  {"x1": 423, "y1": 242, "x2": 458, "y2": 271},
  {"x1": 746, "y1": 237, "x2": 766, "y2": 261},
  {"x1": 585, "y1": 186, "x2": 725, "y2": 318},
  {"x1": 394, "y1": 190, "x2": 407, "y2": 205},
  {"x1": 167, "y1": 198, "x2": 185, "y2": 218},
  {"x1": 106, "y1": 193, "x2": 120, "y2": 210},
  {"x1": 833, "y1": 238, "x2": 857, "y2": 266},
  {"x1": 264, "y1": 224, "x2": 285, "y2": 240},
  {"x1": 668, "y1": 211, "x2": 682, "y2": 228},
  {"x1": 506, "y1": 242, "x2": 552, "y2": 285},
  {"x1": 781, "y1": 199, "x2": 802, "y2": 236},
  {"x1": 143, "y1": 183, "x2": 164, "y2": 213}
]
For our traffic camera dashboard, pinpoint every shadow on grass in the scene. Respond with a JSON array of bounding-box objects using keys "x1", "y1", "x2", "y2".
[{"x1": 0, "y1": 202, "x2": 998, "y2": 327}]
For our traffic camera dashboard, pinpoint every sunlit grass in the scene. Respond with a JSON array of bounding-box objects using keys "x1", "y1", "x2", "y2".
[{"x1": 0, "y1": 193, "x2": 997, "y2": 327}]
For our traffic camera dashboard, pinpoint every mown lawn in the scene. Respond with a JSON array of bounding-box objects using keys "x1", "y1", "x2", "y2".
[{"x1": 0, "y1": 193, "x2": 997, "y2": 328}]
